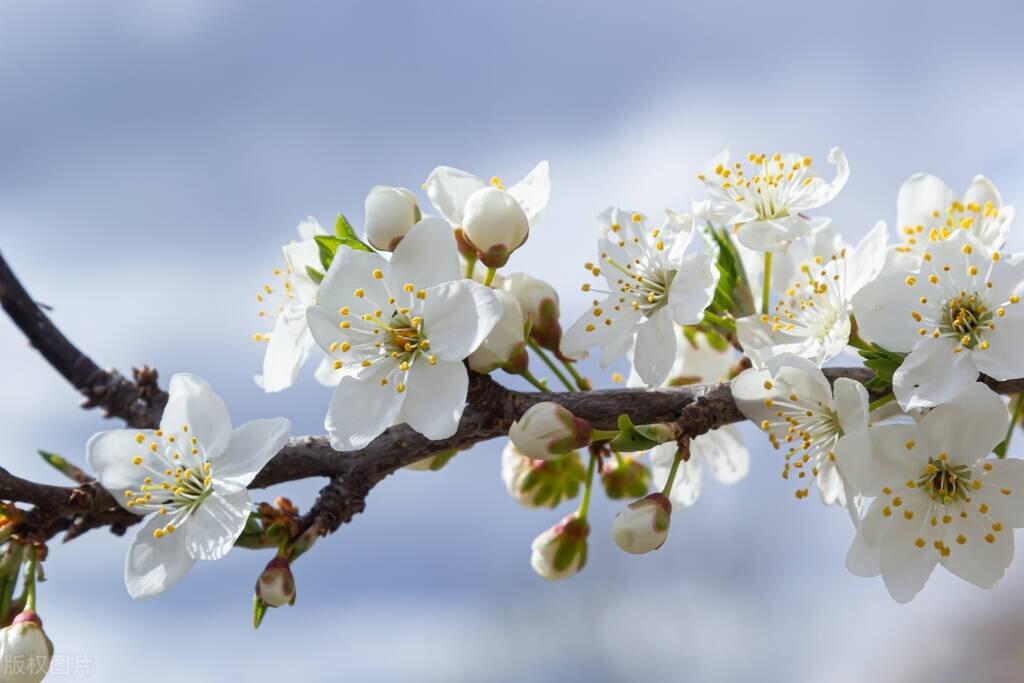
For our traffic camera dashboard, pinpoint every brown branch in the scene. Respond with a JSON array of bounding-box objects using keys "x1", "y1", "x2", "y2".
[{"x1": 4, "y1": 247, "x2": 1024, "y2": 541}]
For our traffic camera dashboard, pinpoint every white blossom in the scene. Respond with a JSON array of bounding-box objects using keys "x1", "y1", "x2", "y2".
[
  {"x1": 561, "y1": 207, "x2": 719, "y2": 387},
  {"x1": 87, "y1": 374, "x2": 291, "y2": 598},
  {"x1": 253, "y1": 218, "x2": 340, "y2": 392},
  {"x1": 853, "y1": 231, "x2": 1024, "y2": 410},
  {"x1": 307, "y1": 217, "x2": 501, "y2": 450},
  {"x1": 732, "y1": 354, "x2": 868, "y2": 515},
  {"x1": 838, "y1": 383, "x2": 1024, "y2": 602},
  {"x1": 694, "y1": 147, "x2": 849, "y2": 252}
]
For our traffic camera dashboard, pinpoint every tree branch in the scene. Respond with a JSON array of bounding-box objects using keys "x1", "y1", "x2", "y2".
[{"x1": 3, "y1": 248, "x2": 1024, "y2": 542}]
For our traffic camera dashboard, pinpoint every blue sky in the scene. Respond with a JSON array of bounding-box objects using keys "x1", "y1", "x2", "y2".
[{"x1": 3, "y1": 1, "x2": 1024, "y2": 681}]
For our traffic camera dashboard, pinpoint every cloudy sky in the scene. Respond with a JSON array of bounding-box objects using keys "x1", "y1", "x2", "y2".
[{"x1": 3, "y1": 1, "x2": 1024, "y2": 681}]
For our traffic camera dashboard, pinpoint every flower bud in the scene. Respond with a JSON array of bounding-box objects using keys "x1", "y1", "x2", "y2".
[
  {"x1": 510, "y1": 402, "x2": 592, "y2": 460},
  {"x1": 0, "y1": 611, "x2": 53, "y2": 683},
  {"x1": 530, "y1": 514, "x2": 589, "y2": 581},
  {"x1": 364, "y1": 185, "x2": 420, "y2": 251},
  {"x1": 612, "y1": 493, "x2": 672, "y2": 555},
  {"x1": 468, "y1": 290, "x2": 529, "y2": 375},
  {"x1": 601, "y1": 456, "x2": 651, "y2": 500},
  {"x1": 462, "y1": 187, "x2": 529, "y2": 268},
  {"x1": 255, "y1": 557, "x2": 296, "y2": 608},
  {"x1": 501, "y1": 442, "x2": 586, "y2": 508},
  {"x1": 502, "y1": 273, "x2": 562, "y2": 352}
]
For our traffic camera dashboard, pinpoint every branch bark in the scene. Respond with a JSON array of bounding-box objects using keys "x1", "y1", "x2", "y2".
[{"x1": 3, "y1": 248, "x2": 1024, "y2": 541}]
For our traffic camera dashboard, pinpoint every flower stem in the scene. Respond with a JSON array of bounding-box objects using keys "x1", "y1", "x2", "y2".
[
  {"x1": 519, "y1": 368, "x2": 549, "y2": 392},
  {"x1": 482, "y1": 267, "x2": 498, "y2": 287},
  {"x1": 761, "y1": 251, "x2": 773, "y2": 315},
  {"x1": 464, "y1": 257, "x2": 477, "y2": 280},
  {"x1": 995, "y1": 393, "x2": 1024, "y2": 458},
  {"x1": 577, "y1": 452, "x2": 598, "y2": 520},
  {"x1": 528, "y1": 340, "x2": 575, "y2": 392},
  {"x1": 661, "y1": 447, "x2": 685, "y2": 497},
  {"x1": 23, "y1": 547, "x2": 37, "y2": 612},
  {"x1": 847, "y1": 331, "x2": 872, "y2": 352},
  {"x1": 559, "y1": 357, "x2": 591, "y2": 390},
  {"x1": 868, "y1": 393, "x2": 895, "y2": 412},
  {"x1": 702, "y1": 310, "x2": 736, "y2": 332}
]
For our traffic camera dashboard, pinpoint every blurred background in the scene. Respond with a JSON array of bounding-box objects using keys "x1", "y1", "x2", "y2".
[{"x1": 3, "y1": 1, "x2": 1024, "y2": 680}]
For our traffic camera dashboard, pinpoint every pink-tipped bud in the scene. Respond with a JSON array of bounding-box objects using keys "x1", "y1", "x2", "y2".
[
  {"x1": 0, "y1": 610, "x2": 53, "y2": 683},
  {"x1": 530, "y1": 514, "x2": 590, "y2": 581},
  {"x1": 255, "y1": 557, "x2": 296, "y2": 608},
  {"x1": 612, "y1": 493, "x2": 672, "y2": 555},
  {"x1": 509, "y1": 402, "x2": 591, "y2": 461}
]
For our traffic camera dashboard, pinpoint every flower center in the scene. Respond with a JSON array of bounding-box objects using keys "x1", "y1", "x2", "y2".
[
  {"x1": 941, "y1": 293, "x2": 991, "y2": 349},
  {"x1": 760, "y1": 254, "x2": 848, "y2": 341},
  {"x1": 896, "y1": 199, "x2": 1002, "y2": 254},
  {"x1": 123, "y1": 424, "x2": 215, "y2": 539},
  {"x1": 703, "y1": 152, "x2": 817, "y2": 221},
  {"x1": 918, "y1": 456, "x2": 973, "y2": 505}
]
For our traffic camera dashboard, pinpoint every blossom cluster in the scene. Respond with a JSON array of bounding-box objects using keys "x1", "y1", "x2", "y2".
[{"x1": 14, "y1": 148, "x2": 1024, "y2": 670}]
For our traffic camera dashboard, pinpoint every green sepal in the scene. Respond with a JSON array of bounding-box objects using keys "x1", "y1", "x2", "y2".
[
  {"x1": 253, "y1": 596, "x2": 268, "y2": 629},
  {"x1": 702, "y1": 223, "x2": 755, "y2": 319},
  {"x1": 305, "y1": 265, "x2": 324, "y2": 284}
]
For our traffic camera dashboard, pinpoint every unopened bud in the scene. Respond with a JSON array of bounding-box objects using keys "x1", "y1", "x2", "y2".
[
  {"x1": 530, "y1": 514, "x2": 589, "y2": 581},
  {"x1": 364, "y1": 185, "x2": 420, "y2": 251},
  {"x1": 468, "y1": 290, "x2": 529, "y2": 375},
  {"x1": 601, "y1": 456, "x2": 651, "y2": 500},
  {"x1": 462, "y1": 187, "x2": 529, "y2": 269},
  {"x1": 0, "y1": 610, "x2": 53, "y2": 683},
  {"x1": 255, "y1": 557, "x2": 296, "y2": 608},
  {"x1": 502, "y1": 273, "x2": 562, "y2": 351},
  {"x1": 501, "y1": 442, "x2": 586, "y2": 508},
  {"x1": 612, "y1": 493, "x2": 672, "y2": 555},
  {"x1": 510, "y1": 402, "x2": 592, "y2": 460}
]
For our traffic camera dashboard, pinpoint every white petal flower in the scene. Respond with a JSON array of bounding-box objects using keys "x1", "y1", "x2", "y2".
[
  {"x1": 737, "y1": 220, "x2": 888, "y2": 367},
  {"x1": 364, "y1": 185, "x2": 420, "y2": 251},
  {"x1": 307, "y1": 217, "x2": 502, "y2": 450},
  {"x1": 837, "y1": 383, "x2": 1023, "y2": 603},
  {"x1": 886, "y1": 173, "x2": 1014, "y2": 271},
  {"x1": 87, "y1": 374, "x2": 291, "y2": 599},
  {"x1": 694, "y1": 148, "x2": 849, "y2": 252},
  {"x1": 732, "y1": 354, "x2": 868, "y2": 514},
  {"x1": 852, "y1": 231, "x2": 1024, "y2": 410},
  {"x1": 253, "y1": 218, "x2": 337, "y2": 392},
  {"x1": 561, "y1": 208, "x2": 719, "y2": 387}
]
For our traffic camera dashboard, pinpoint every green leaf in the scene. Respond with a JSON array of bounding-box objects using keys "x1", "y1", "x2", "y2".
[
  {"x1": 701, "y1": 223, "x2": 755, "y2": 319},
  {"x1": 315, "y1": 215, "x2": 373, "y2": 270},
  {"x1": 305, "y1": 265, "x2": 324, "y2": 284},
  {"x1": 609, "y1": 414, "x2": 660, "y2": 453},
  {"x1": 334, "y1": 212, "x2": 359, "y2": 241},
  {"x1": 857, "y1": 344, "x2": 908, "y2": 392}
]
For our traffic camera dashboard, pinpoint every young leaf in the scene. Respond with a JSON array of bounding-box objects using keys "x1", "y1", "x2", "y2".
[{"x1": 305, "y1": 265, "x2": 324, "y2": 284}]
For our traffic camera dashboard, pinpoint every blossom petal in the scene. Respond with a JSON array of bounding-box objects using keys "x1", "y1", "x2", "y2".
[
  {"x1": 893, "y1": 337, "x2": 980, "y2": 410},
  {"x1": 400, "y1": 360, "x2": 468, "y2": 440},
  {"x1": 836, "y1": 424, "x2": 923, "y2": 497},
  {"x1": 560, "y1": 295, "x2": 640, "y2": 364},
  {"x1": 125, "y1": 515, "x2": 196, "y2": 599},
  {"x1": 693, "y1": 425, "x2": 748, "y2": 485},
  {"x1": 846, "y1": 529, "x2": 881, "y2": 577},
  {"x1": 420, "y1": 280, "x2": 501, "y2": 361},
  {"x1": 316, "y1": 247, "x2": 390, "y2": 313},
  {"x1": 832, "y1": 377, "x2": 869, "y2": 434},
  {"x1": 940, "y1": 504, "x2": 1013, "y2": 589},
  {"x1": 185, "y1": 489, "x2": 252, "y2": 561},
  {"x1": 388, "y1": 216, "x2": 460, "y2": 290},
  {"x1": 632, "y1": 306, "x2": 677, "y2": 387},
  {"x1": 736, "y1": 216, "x2": 814, "y2": 252},
  {"x1": 879, "y1": 493, "x2": 937, "y2": 603},
  {"x1": 86, "y1": 429, "x2": 157, "y2": 511},
  {"x1": 212, "y1": 418, "x2": 292, "y2": 493},
  {"x1": 897, "y1": 173, "x2": 953, "y2": 232},
  {"x1": 845, "y1": 220, "x2": 889, "y2": 296},
  {"x1": 668, "y1": 253, "x2": 718, "y2": 325},
  {"x1": 423, "y1": 166, "x2": 486, "y2": 226},
  {"x1": 916, "y1": 383, "x2": 1007, "y2": 467},
  {"x1": 313, "y1": 356, "x2": 343, "y2": 387},
  {"x1": 257, "y1": 310, "x2": 313, "y2": 393},
  {"x1": 506, "y1": 160, "x2": 551, "y2": 226},
  {"x1": 977, "y1": 459, "x2": 1024, "y2": 528},
  {"x1": 325, "y1": 363, "x2": 404, "y2": 451},
  {"x1": 850, "y1": 272, "x2": 922, "y2": 351},
  {"x1": 974, "y1": 308, "x2": 1024, "y2": 381},
  {"x1": 160, "y1": 374, "x2": 232, "y2": 459}
]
